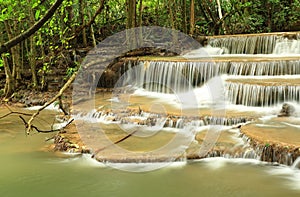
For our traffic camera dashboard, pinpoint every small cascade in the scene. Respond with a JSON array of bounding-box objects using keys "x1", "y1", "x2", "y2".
[
  {"x1": 124, "y1": 60, "x2": 300, "y2": 93},
  {"x1": 273, "y1": 38, "x2": 300, "y2": 54},
  {"x1": 228, "y1": 60, "x2": 300, "y2": 76},
  {"x1": 73, "y1": 108, "x2": 250, "y2": 129},
  {"x1": 292, "y1": 157, "x2": 300, "y2": 169},
  {"x1": 125, "y1": 61, "x2": 229, "y2": 92},
  {"x1": 226, "y1": 82, "x2": 300, "y2": 106},
  {"x1": 208, "y1": 35, "x2": 278, "y2": 54},
  {"x1": 204, "y1": 131, "x2": 261, "y2": 160},
  {"x1": 207, "y1": 33, "x2": 300, "y2": 54}
]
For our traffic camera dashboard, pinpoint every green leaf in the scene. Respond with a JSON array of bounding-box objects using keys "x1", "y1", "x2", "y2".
[
  {"x1": 35, "y1": 10, "x2": 40, "y2": 20},
  {"x1": 1, "y1": 8, "x2": 7, "y2": 14}
]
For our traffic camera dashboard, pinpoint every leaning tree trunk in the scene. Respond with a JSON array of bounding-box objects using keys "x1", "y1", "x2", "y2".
[{"x1": 0, "y1": 0, "x2": 64, "y2": 54}]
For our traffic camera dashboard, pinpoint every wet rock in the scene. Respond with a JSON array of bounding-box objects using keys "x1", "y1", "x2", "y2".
[{"x1": 278, "y1": 103, "x2": 295, "y2": 117}]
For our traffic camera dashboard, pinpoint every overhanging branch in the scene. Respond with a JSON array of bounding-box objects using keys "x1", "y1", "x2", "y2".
[{"x1": 0, "y1": 0, "x2": 64, "y2": 54}]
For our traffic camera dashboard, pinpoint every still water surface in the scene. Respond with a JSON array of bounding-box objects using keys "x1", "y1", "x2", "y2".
[{"x1": 0, "y1": 108, "x2": 300, "y2": 197}]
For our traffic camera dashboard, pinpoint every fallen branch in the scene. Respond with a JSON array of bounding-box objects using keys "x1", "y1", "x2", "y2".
[
  {"x1": 0, "y1": 104, "x2": 32, "y2": 119},
  {"x1": 19, "y1": 116, "x2": 74, "y2": 133},
  {"x1": 25, "y1": 71, "x2": 77, "y2": 135},
  {"x1": 91, "y1": 129, "x2": 139, "y2": 158},
  {"x1": 58, "y1": 96, "x2": 68, "y2": 115}
]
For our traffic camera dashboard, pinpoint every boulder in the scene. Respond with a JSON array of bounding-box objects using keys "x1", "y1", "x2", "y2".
[{"x1": 278, "y1": 103, "x2": 295, "y2": 117}]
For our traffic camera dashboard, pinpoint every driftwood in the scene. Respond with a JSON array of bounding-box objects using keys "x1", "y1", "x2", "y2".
[
  {"x1": 91, "y1": 129, "x2": 139, "y2": 158},
  {"x1": 19, "y1": 116, "x2": 74, "y2": 133},
  {"x1": 24, "y1": 71, "x2": 77, "y2": 135},
  {"x1": 0, "y1": 104, "x2": 73, "y2": 134},
  {"x1": 0, "y1": 104, "x2": 32, "y2": 119}
]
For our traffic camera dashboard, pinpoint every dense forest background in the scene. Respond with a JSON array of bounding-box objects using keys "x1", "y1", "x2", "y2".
[{"x1": 0, "y1": 0, "x2": 300, "y2": 99}]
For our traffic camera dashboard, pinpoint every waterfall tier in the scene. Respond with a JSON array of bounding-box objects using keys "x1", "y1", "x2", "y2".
[
  {"x1": 124, "y1": 59, "x2": 300, "y2": 94},
  {"x1": 207, "y1": 32, "x2": 300, "y2": 54},
  {"x1": 226, "y1": 79, "x2": 300, "y2": 106}
]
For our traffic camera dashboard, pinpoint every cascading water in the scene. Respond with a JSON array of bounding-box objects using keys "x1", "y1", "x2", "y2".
[
  {"x1": 207, "y1": 33, "x2": 300, "y2": 54},
  {"x1": 273, "y1": 37, "x2": 300, "y2": 54},
  {"x1": 73, "y1": 32, "x2": 300, "y2": 165},
  {"x1": 125, "y1": 59, "x2": 300, "y2": 95},
  {"x1": 208, "y1": 35, "x2": 277, "y2": 54},
  {"x1": 228, "y1": 60, "x2": 300, "y2": 76},
  {"x1": 226, "y1": 82, "x2": 300, "y2": 106}
]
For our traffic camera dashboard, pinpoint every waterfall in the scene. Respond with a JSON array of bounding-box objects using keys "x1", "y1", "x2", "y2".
[
  {"x1": 124, "y1": 60, "x2": 300, "y2": 94},
  {"x1": 208, "y1": 35, "x2": 277, "y2": 54},
  {"x1": 124, "y1": 61, "x2": 228, "y2": 93},
  {"x1": 226, "y1": 82, "x2": 300, "y2": 106},
  {"x1": 292, "y1": 157, "x2": 300, "y2": 169},
  {"x1": 228, "y1": 61, "x2": 300, "y2": 75},
  {"x1": 273, "y1": 38, "x2": 300, "y2": 54},
  {"x1": 208, "y1": 33, "x2": 300, "y2": 54}
]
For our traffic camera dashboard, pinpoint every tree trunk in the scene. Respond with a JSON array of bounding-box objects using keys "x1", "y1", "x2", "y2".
[
  {"x1": 79, "y1": 0, "x2": 87, "y2": 47},
  {"x1": 167, "y1": 0, "x2": 175, "y2": 29},
  {"x1": 182, "y1": 0, "x2": 187, "y2": 33},
  {"x1": 28, "y1": 2, "x2": 38, "y2": 88},
  {"x1": 138, "y1": 0, "x2": 143, "y2": 45},
  {"x1": 190, "y1": 0, "x2": 195, "y2": 35},
  {"x1": 2, "y1": 53, "x2": 14, "y2": 98},
  {"x1": 127, "y1": 0, "x2": 136, "y2": 29},
  {"x1": 3, "y1": 20, "x2": 21, "y2": 88},
  {"x1": 29, "y1": 36, "x2": 38, "y2": 88},
  {"x1": 216, "y1": 0, "x2": 223, "y2": 19},
  {"x1": 126, "y1": 0, "x2": 137, "y2": 48},
  {"x1": 88, "y1": 12, "x2": 97, "y2": 47}
]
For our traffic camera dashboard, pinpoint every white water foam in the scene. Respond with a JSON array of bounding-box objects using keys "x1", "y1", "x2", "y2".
[
  {"x1": 107, "y1": 160, "x2": 187, "y2": 172},
  {"x1": 255, "y1": 124, "x2": 286, "y2": 128},
  {"x1": 107, "y1": 97, "x2": 120, "y2": 103},
  {"x1": 193, "y1": 157, "x2": 262, "y2": 170},
  {"x1": 182, "y1": 45, "x2": 228, "y2": 58},
  {"x1": 223, "y1": 74, "x2": 300, "y2": 80},
  {"x1": 26, "y1": 103, "x2": 61, "y2": 111},
  {"x1": 47, "y1": 154, "x2": 107, "y2": 168}
]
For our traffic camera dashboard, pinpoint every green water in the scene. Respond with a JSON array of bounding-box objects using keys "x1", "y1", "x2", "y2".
[{"x1": 1, "y1": 108, "x2": 300, "y2": 197}]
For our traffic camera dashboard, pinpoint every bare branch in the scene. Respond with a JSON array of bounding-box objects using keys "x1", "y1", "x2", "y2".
[
  {"x1": 25, "y1": 71, "x2": 77, "y2": 135},
  {"x1": 68, "y1": 0, "x2": 106, "y2": 41},
  {"x1": 91, "y1": 129, "x2": 139, "y2": 158},
  {"x1": 0, "y1": 105, "x2": 33, "y2": 119},
  {"x1": 19, "y1": 116, "x2": 74, "y2": 133}
]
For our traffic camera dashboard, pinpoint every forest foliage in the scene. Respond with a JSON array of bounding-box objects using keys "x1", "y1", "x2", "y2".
[{"x1": 0, "y1": 0, "x2": 300, "y2": 97}]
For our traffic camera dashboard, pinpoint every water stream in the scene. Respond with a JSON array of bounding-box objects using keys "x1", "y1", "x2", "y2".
[
  {"x1": 2, "y1": 32, "x2": 300, "y2": 196},
  {"x1": 0, "y1": 107, "x2": 300, "y2": 196}
]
